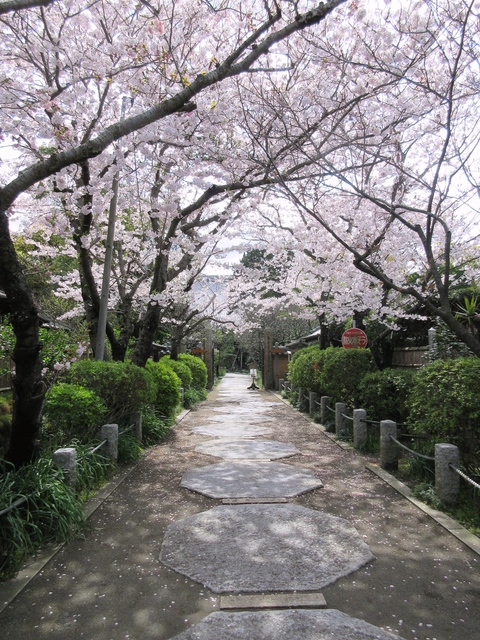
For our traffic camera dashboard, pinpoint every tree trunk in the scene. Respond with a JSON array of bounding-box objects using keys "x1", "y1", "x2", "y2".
[
  {"x1": 131, "y1": 303, "x2": 161, "y2": 367},
  {"x1": 0, "y1": 212, "x2": 44, "y2": 466}
]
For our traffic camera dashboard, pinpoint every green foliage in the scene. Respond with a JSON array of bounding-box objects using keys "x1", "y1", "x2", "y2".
[
  {"x1": 68, "y1": 359, "x2": 156, "y2": 423},
  {"x1": 43, "y1": 383, "x2": 107, "y2": 442},
  {"x1": 406, "y1": 358, "x2": 480, "y2": 472},
  {"x1": 177, "y1": 354, "x2": 207, "y2": 390},
  {"x1": 320, "y1": 347, "x2": 376, "y2": 407},
  {"x1": 0, "y1": 458, "x2": 84, "y2": 580},
  {"x1": 117, "y1": 431, "x2": 143, "y2": 463},
  {"x1": 287, "y1": 345, "x2": 324, "y2": 393},
  {"x1": 73, "y1": 442, "x2": 116, "y2": 497},
  {"x1": 145, "y1": 361, "x2": 181, "y2": 419},
  {"x1": 183, "y1": 387, "x2": 207, "y2": 409},
  {"x1": 358, "y1": 368, "x2": 417, "y2": 423},
  {"x1": 141, "y1": 406, "x2": 172, "y2": 445},
  {"x1": 161, "y1": 356, "x2": 193, "y2": 388}
]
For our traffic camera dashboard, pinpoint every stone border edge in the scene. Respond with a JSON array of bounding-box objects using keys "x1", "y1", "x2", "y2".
[
  {"x1": 0, "y1": 407, "x2": 192, "y2": 614},
  {"x1": 366, "y1": 463, "x2": 480, "y2": 557}
]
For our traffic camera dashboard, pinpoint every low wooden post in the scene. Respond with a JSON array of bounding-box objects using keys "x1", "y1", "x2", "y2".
[
  {"x1": 53, "y1": 447, "x2": 77, "y2": 488},
  {"x1": 335, "y1": 402, "x2": 346, "y2": 437},
  {"x1": 435, "y1": 443, "x2": 460, "y2": 504},
  {"x1": 309, "y1": 391, "x2": 318, "y2": 416},
  {"x1": 380, "y1": 420, "x2": 398, "y2": 471},
  {"x1": 101, "y1": 424, "x2": 118, "y2": 462},
  {"x1": 353, "y1": 409, "x2": 367, "y2": 450},
  {"x1": 320, "y1": 396, "x2": 330, "y2": 425}
]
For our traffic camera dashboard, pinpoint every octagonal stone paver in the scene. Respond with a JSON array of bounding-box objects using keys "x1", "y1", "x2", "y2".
[
  {"x1": 170, "y1": 610, "x2": 405, "y2": 640},
  {"x1": 195, "y1": 439, "x2": 300, "y2": 460},
  {"x1": 159, "y1": 504, "x2": 375, "y2": 593},
  {"x1": 192, "y1": 425, "x2": 271, "y2": 438},
  {"x1": 180, "y1": 461, "x2": 322, "y2": 498}
]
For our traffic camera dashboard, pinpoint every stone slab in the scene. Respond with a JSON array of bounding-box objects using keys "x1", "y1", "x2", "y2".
[
  {"x1": 191, "y1": 425, "x2": 271, "y2": 438},
  {"x1": 195, "y1": 439, "x2": 300, "y2": 460},
  {"x1": 169, "y1": 610, "x2": 405, "y2": 639},
  {"x1": 180, "y1": 461, "x2": 323, "y2": 498},
  {"x1": 220, "y1": 593, "x2": 327, "y2": 610},
  {"x1": 160, "y1": 504, "x2": 375, "y2": 593},
  {"x1": 222, "y1": 498, "x2": 288, "y2": 504}
]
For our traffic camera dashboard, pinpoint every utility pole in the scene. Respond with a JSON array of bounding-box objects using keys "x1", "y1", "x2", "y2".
[{"x1": 95, "y1": 96, "x2": 132, "y2": 360}]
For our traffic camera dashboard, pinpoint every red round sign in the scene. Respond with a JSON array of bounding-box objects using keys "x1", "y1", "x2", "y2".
[{"x1": 341, "y1": 328, "x2": 368, "y2": 349}]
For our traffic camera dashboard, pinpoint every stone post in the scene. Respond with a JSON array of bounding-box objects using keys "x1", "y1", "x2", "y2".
[
  {"x1": 101, "y1": 424, "x2": 119, "y2": 462},
  {"x1": 309, "y1": 391, "x2": 318, "y2": 416},
  {"x1": 353, "y1": 409, "x2": 367, "y2": 450},
  {"x1": 130, "y1": 412, "x2": 142, "y2": 441},
  {"x1": 320, "y1": 396, "x2": 330, "y2": 425},
  {"x1": 380, "y1": 420, "x2": 398, "y2": 471},
  {"x1": 435, "y1": 443, "x2": 460, "y2": 505},
  {"x1": 335, "y1": 402, "x2": 346, "y2": 437},
  {"x1": 298, "y1": 387, "x2": 304, "y2": 406},
  {"x1": 279, "y1": 378, "x2": 284, "y2": 393},
  {"x1": 53, "y1": 447, "x2": 77, "y2": 488}
]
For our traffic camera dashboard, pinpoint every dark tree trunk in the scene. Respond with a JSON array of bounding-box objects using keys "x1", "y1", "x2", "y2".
[
  {"x1": 131, "y1": 303, "x2": 161, "y2": 366},
  {"x1": 0, "y1": 212, "x2": 44, "y2": 466}
]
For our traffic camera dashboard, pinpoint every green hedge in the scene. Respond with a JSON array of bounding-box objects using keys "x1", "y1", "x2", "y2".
[
  {"x1": 287, "y1": 345, "x2": 324, "y2": 394},
  {"x1": 320, "y1": 347, "x2": 376, "y2": 406},
  {"x1": 177, "y1": 354, "x2": 208, "y2": 390},
  {"x1": 145, "y1": 361, "x2": 181, "y2": 420},
  {"x1": 68, "y1": 360, "x2": 156, "y2": 423},
  {"x1": 358, "y1": 368, "x2": 416, "y2": 424},
  {"x1": 43, "y1": 383, "x2": 107, "y2": 442},
  {"x1": 406, "y1": 358, "x2": 480, "y2": 472},
  {"x1": 287, "y1": 345, "x2": 375, "y2": 407},
  {"x1": 160, "y1": 356, "x2": 193, "y2": 389}
]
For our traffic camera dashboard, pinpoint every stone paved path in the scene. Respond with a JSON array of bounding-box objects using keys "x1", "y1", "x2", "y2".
[{"x1": 0, "y1": 374, "x2": 479, "y2": 640}]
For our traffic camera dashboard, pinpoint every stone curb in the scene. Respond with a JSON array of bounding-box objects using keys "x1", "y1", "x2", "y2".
[
  {"x1": 0, "y1": 406, "x2": 192, "y2": 614},
  {"x1": 366, "y1": 463, "x2": 480, "y2": 557}
]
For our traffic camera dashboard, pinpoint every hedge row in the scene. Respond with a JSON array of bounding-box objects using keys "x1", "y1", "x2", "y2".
[
  {"x1": 43, "y1": 355, "x2": 207, "y2": 443},
  {"x1": 287, "y1": 346, "x2": 480, "y2": 472}
]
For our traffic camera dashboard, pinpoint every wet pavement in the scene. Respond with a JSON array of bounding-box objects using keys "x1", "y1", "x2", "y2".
[{"x1": 0, "y1": 373, "x2": 479, "y2": 639}]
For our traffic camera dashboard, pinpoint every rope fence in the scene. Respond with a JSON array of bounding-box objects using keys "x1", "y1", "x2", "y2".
[{"x1": 277, "y1": 382, "x2": 479, "y2": 507}]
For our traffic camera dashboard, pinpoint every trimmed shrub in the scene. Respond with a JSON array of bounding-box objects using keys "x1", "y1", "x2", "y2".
[
  {"x1": 358, "y1": 368, "x2": 417, "y2": 424},
  {"x1": 287, "y1": 345, "x2": 324, "y2": 394},
  {"x1": 161, "y1": 356, "x2": 193, "y2": 389},
  {"x1": 68, "y1": 360, "x2": 156, "y2": 422},
  {"x1": 177, "y1": 354, "x2": 208, "y2": 390},
  {"x1": 145, "y1": 361, "x2": 181, "y2": 420},
  {"x1": 406, "y1": 358, "x2": 480, "y2": 472},
  {"x1": 43, "y1": 383, "x2": 107, "y2": 442},
  {"x1": 319, "y1": 347, "x2": 376, "y2": 407}
]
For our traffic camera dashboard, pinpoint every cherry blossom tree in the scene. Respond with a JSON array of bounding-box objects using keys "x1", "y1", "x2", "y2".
[
  {"x1": 229, "y1": 0, "x2": 480, "y2": 356},
  {"x1": 0, "y1": 0, "x2": 346, "y2": 465}
]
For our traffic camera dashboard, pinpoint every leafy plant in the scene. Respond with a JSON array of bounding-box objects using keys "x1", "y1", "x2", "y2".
[
  {"x1": 141, "y1": 406, "x2": 172, "y2": 445},
  {"x1": 68, "y1": 359, "x2": 156, "y2": 423},
  {"x1": 183, "y1": 386, "x2": 207, "y2": 409},
  {"x1": 319, "y1": 346, "x2": 376, "y2": 407},
  {"x1": 358, "y1": 368, "x2": 416, "y2": 424},
  {"x1": 0, "y1": 458, "x2": 84, "y2": 580},
  {"x1": 287, "y1": 345, "x2": 324, "y2": 394},
  {"x1": 177, "y1": 354, "x2": 208, "y2": 390},
  {"x1": 406, "y1": 357, "x2": 480, "y2": 473},
  {"x1": 161, "y1": 356, "x2": 193, "y2": 389},
  {"x1": 146, "y1": 361, "x2": 181, "y2": 419},
  {"x1": 43, "y1": 383, "x2": 107, "y2": 442}
]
